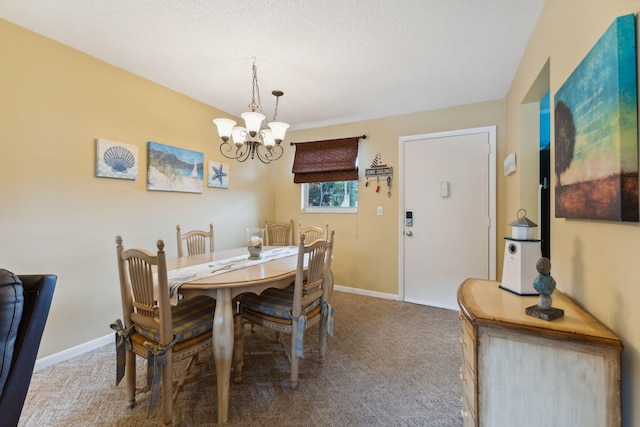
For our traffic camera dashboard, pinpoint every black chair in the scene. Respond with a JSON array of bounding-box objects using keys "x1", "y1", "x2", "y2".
[{"x1": 0, "y1": 271, "x2": 56, "y2": 427}]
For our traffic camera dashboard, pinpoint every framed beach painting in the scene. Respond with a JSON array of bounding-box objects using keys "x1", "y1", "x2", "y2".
[
  {"x1": 147, "y1": 141, "x2": 204, "y2": 193},
  {"x1": 208, "y1": 161, "x2": 229, "y2": 188},
  {"x1": 554, "y1": 14, "x2": 638, "y2": 222},
  {"x1": 96, "y1": 139, "x2": 138, "y2": 180}
]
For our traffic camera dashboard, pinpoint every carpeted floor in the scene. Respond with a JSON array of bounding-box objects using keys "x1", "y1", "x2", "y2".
[{"x1": 19, "y1": 291, "x2": 463, "y2": 426}]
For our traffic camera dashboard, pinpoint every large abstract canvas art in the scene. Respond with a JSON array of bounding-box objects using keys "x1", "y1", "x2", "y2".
[
  {"x1": 147, "y1": 141, "x2": 204, "y2": 193},
  {"x1": 554, "y1": 14, "x2": 638, "y2": 222}
]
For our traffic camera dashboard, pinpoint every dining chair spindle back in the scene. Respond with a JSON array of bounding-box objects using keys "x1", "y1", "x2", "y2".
[
  {"x1": 298, "y1": 221, "x2": 329, "y2": 244},
  {"x1": 112, "y1": 236, "x2": 215, "y2": 426},
  {"x1": 176, "y1": 223, "x2": 214, "y2": 257},
  {"x1": 238, "y1": 230, "x2": 335, "y2": 389},
  {"x1": 264, "y1": 220, "x2": 293, "y2": 246}
]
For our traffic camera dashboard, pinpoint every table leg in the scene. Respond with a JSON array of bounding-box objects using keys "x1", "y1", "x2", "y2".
[{"x1": 214, "y1": 288, "x2": 233, "y2": 424}]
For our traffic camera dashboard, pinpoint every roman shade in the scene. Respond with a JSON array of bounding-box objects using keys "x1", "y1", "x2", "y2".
[{"x1": 291, "y1": 136, "x2": 362, "y2": 183}]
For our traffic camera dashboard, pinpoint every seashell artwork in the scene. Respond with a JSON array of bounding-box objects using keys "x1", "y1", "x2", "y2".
[
  {"x1": 96, "y1": 139, "x2": 139, "y2": 180},
  {"x1": 249, "y1": 236, "x2": 263, "y2": 247},
  {"x1": 103, "y1": 145, "x2": 135, "y2": 172}
]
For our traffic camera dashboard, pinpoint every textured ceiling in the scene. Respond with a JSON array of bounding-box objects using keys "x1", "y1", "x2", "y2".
[{"x1": 0, "y1": 0, "x2": 546, "y2": 130}]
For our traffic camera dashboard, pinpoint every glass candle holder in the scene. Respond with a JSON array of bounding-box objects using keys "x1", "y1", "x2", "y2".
[{"x1": 246, "y1": 227, "x2": 264, "y2": 259}]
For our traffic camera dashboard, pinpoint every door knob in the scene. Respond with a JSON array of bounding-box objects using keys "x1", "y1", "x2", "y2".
[{"x1": 405, "y1": 230, "x2": 413, "y2": 237}]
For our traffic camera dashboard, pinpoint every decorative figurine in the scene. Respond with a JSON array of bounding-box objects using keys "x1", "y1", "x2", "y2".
[
  {"x1": 246, "y1": 227, "x2": 264, "y2": 260},
  {"x1": 525, "y1": 257, "x2": 564, "y2": 321}
]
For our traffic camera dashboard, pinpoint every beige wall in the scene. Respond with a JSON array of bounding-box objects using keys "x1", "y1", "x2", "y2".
[
  {"x1": 275, "y1": 102, "x2": 506, "y2": 295},
  {"x1": 1, "y1": 14, "x2": 507, "y2": 359},
  {"x1": 0, "y1": 19, "x2": 276, "y2": 356},
  {"x1": 5, "y1": 1, "x2": 640, "y2": 423},
  {"x1": 506, "y1": 1, "x2": 640, "y2": 425}
]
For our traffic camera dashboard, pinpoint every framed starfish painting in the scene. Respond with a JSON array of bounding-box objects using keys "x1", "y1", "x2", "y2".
[{"x1": 208, "y1": 161, "x2": 229, "y2": 188}]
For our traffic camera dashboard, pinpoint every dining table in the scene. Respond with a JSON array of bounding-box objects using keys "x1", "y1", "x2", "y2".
[{"x1": 165, "y1": 246, "x2": 303, "y2": 424}]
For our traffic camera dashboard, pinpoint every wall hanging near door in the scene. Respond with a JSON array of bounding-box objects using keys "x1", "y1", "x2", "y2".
[
  {"x1": 365, "y1": 152, "x2": 393, "y2": 197},
  {"x1": 554, "y1": 14, "x2": 638, "y2": 222}
]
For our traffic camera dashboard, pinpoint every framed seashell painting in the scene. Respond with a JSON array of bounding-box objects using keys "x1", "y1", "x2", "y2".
[{"x1": 96, "y1": 139, "x2": 139, "y2": 180}]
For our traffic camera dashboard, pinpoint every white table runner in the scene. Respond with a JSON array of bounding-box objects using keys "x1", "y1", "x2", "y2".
[{"x1": 167, "y1": 246, "x2": 298, "y2": 304}]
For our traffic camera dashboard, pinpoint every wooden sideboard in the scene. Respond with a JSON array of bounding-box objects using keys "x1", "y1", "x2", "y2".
[{"x1": 457, "y1": 278, "x2": 622, "y2": 427}]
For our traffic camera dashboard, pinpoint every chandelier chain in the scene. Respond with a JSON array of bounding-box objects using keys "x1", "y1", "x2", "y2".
[
  {"x1": 249, "y1": 60, "x2": 262, "y2": 112},
  {"x1": 272, "y1": 95, "x2": 280, "y2": 122}
]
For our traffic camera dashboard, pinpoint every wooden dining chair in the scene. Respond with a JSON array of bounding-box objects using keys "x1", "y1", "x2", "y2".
[
  {"x1": 264, "y1": 220, "x2": 293, "y2": 246},
  {"x1": 237, "y1": 230, "x2": 335, "y2": 389},
  {"x1": 176, "y1": 223, "x2": 214, "y2": 257},
  {"x1": 298, "y1": 221, "x2": 329, "y2": 244},
  {"x1": 111, "y1": 236, "x2": 215, "y2": 426}
]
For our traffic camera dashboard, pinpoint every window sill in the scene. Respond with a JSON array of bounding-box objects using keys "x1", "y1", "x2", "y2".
[{"x1": 302, "y1": 207, "x2": 357, "y2": 214}]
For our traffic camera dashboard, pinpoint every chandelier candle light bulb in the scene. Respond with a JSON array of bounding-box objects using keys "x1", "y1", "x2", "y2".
[
  {"x1": 212, "y1": 118, "x2": 236, "y2": 142},
  {"x1": 231, "y1": 126, "x2": 245, "y2": 147},
  {"x1": 241, "y1": 112, "x2": 265, "y2": 136},
  {"x1": 261, "y1": 129, "x2": 275, "y2": 149}
]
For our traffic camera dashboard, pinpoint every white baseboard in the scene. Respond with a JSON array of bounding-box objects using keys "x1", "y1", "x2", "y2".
[
  {"x1": 333, "y1": 284, "x2": 400, "y2": 301},
  {"x1": 34, "y1": 333, "x2": 112, "y2": 372},
  {"x1": 34, "y1": 287, "x2": 399, "y2": 370}
]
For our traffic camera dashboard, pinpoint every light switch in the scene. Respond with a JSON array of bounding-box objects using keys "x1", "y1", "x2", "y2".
[
  {"x1": 440, "y1": 181, "x2": 449, "y2": 198},
  {"x1": 504, "y1": 153, "x2": 517, "y2": 176},
  {"x1": 377, "y1": 206, "x2": 383, "y2": 216}
]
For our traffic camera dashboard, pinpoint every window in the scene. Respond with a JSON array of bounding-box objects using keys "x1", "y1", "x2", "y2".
[
  {"x1": 302, "y1": 180, "x2": 358, "y2": 213},
  {"x1": 291, "y1": 136, "x2": 363, "y2": 214}
]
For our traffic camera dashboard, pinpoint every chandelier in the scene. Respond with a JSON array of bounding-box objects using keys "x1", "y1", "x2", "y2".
[{"x1": 213, "y1": 59, "x2": 290, "y2": 164}]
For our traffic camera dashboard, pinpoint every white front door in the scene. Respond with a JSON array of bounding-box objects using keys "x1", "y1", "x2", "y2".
[{"x1": 399, "y1": 127, "x2": 496, "y2": 310}]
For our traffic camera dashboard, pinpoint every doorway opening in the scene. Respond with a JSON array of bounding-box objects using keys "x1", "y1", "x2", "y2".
[
  {"x1": 539, "y1": 91, "x2": 551, "y2": 258},
  {"x1": 521, "y1": 59, "x2": 551, "y2": 260}
]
